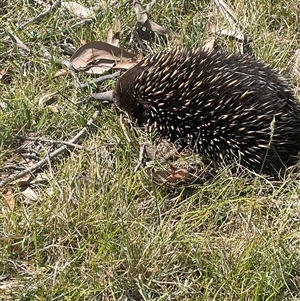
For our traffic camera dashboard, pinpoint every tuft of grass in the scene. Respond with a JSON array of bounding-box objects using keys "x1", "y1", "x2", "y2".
[{"x1": 1, "y1": 0, "x2": 300, "y2": 300}]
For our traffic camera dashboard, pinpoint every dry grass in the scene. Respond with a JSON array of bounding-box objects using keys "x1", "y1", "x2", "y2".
[{"x1": 1, "y1": 0, "x2": 300, "y2": 300}]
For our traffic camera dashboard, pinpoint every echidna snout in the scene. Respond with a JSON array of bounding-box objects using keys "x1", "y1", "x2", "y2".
[{"x1": 113, "y1": 48, "x2": 300, "y2": 174}]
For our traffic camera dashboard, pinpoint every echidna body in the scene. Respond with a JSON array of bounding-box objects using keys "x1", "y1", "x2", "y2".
[{"x1": 114, "y1": 48, "x2": 300, "y2": 174}]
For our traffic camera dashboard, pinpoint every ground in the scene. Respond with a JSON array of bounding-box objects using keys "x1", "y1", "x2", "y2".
[{"x1": 1, "y1": 0, "x2": 300, "y2": 300}]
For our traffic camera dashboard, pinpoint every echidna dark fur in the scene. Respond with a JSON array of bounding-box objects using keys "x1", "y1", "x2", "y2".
[{"x1": 113, "y1": 48, "x2": 300, "y2": 175}]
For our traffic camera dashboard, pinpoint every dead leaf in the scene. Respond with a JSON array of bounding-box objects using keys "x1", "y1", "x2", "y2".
[
  {"x1": 61, "y1": 1, "x2": 94, "y2": 18},
  {"x1": 70, "y1": 41, "x2": 136, "y2": 74},
  {"x1": 167, "y1": 167, "x2": 190, "y2": 183},
  {"x1": 146, "y1": 19, "x2": 170, "y2": 35},
  {"x1": 134, "y1": 0, "x2": 148, "y2": 23},
  {"x1": 48, "y1": 105, "x2": 59, "y2": 113},
  {"x1": 0, "y1": 68, "x2": 8, "y2": 80},
  {"x1": 32, "y1": 173, "x2": 49, "y2": 183},
  {"x1": 2, "y1": 189, "x2": 15, "y2": 210},
  {"x1": 106, "y1": 28, "x2": 113, "y2": 45},
  {"x1": 208, "y1": 22, "x2": 244, "y2": 41},
  {"x1": 106, "y1": 28, "x2": 120, "y2": 47},
  {"x1": 21, "y1": 187, "x2": 38, "y2": 201},
  {"x1": 54, "y1": 69, "x2": 69, "y2": 78},
  {"x1": 208, "y1": 22, "x2": 218, "y2": 33},
  {"x1": 113, "y1": 61, "x2": 137, "y2": 70},
  {"x1": 111, "y1": 32, "x2": 120, "y2": 47},
  {"x1": 202, "y1": 38, "x2": 215, "y2": 53},
  {"x1": 134, "y1": 1, "x2": 170, "y2": 35},
  {"x1": 151, "y1": 165, "x2": 191, "y2": 184}
]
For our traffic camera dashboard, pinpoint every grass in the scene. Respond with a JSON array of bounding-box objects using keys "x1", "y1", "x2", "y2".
[{"x1": 1, "y1": 0, "x2": 300, "y2": 300}]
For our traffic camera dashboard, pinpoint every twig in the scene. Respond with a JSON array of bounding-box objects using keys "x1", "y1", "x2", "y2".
[
  {"x1": 70, "y1": 18, "x2": 94, "y2": 29},
  {"x1": 214, "y1": 0, "x2": 248, "y2": 53},
  {"x1": 18, "y1": 0, "x2": 62, "y2": 30},
  {"x1": 214, "y1": 0, "x2": 245, "y2": 36},
  {"x1": 79, "y1": 72, "x2": 119, "y2": 89},
  {"x1": 134, "y1": 0, "x2": 148, "y2": 23},
  {"x1": 90, "y1": 90, "x2": 114, "y2": 102},
  {"x1": 61, "y1": 58, "x2": 82, "y2": 87},
  {"x1": 145, "y1": 0, "x2": 157, "y2": 12},
  {"x1": 0, "y1": 109, "x2": 100, "y2": 188},
  {"x1": 214, "y1": 0, "x2": 237, "y2": 28},
  {"x1": 22, "y1": 136, "x2": 83, "y2": 149}
]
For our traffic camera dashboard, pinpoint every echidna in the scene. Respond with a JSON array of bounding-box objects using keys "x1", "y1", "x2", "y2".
[{"x1": 113, "y1": 48, "x2": 300, "y2": 175}]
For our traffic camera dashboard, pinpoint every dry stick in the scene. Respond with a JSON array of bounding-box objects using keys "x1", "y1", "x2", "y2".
[
  {"x1": 18, "y1": 0, "x2": 62, "y2": 30},
  {"x1": 23, "y1": 137, "x2": 83, "y2": 149},
  {"x1": 90, "y1": 90, "x2": 114, "y2": 101},
  {"x1": 79, "y1": 72, "x2": 119, "y2": 89},
  {"x1": 145, "y1": 0, "x2": 157, "y2": 12},
  {"x1": 214, "y1": 0, "x2": 244, "y2": 30},
  {"x1": 70, "y1": 18, "x2": 94, "y2": 28},
  {"x1": 214, "y1": 0, "x2": 246, "y2": 53},
  {"x1": 0, "y1": 109, "x2": 100, "y2": 188},
  {"x1": 214, "y1": 0, "x2": 246, "y2": 42},
  {"x1": 134, "y1": 0, "x2": 148, "y2": 23}
]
